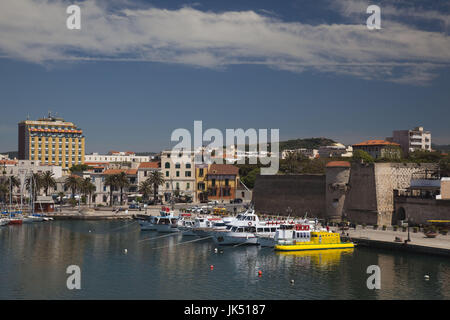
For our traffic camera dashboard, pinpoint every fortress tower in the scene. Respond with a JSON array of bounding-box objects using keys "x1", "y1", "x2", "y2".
[{"x1": 325, "y1": 161, "x2": 351, "y2": 222}]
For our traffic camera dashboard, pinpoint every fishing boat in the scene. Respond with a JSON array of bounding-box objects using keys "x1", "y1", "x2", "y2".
[
  {"x1": 274, "y1": 223, "x2": 354, "y2": 251},
  {"x1": 138, "y1": 215, "x2": 158, "y2": 231},
  {"x1": 211, "y1": 209, "x2": 283, "y2": 246},
  {"x1": 178, "y1": 214, "x2": 197, "y2": 236},
  {"x1": 139, "y1": 207, "x2": 180, "y2": 232},
  {"x1": 192, "y1": 217, "x2": 229, "y2": 238}
]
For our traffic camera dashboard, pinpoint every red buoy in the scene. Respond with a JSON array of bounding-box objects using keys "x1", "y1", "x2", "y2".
[
  {"x1": 210, "y1": 265, "x2": 214, "y2": 270},
  {"x1": 258, "y1": 270, "x2": 262, "y2": 276}
]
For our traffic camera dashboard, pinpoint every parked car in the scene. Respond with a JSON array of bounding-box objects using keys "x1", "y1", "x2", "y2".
[
  {"x1": 230, "y1": 198, "x2": 243, "y2": 204},
  {"x1": 208, "y1": 200, "x2": 219, "y2": 205},
  {"x1": 129, "y1": 203, "x2": 140, "y2": 209}
]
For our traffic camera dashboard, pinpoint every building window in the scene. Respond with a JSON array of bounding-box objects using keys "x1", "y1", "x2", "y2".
[
  {"x1": 166, "y1": 171, "x2": 169, "y2": 177},
  {"x1": 185, "y1": 171, "x2": 191, "y2": 177},
  {"x1": 175, "y1": 163, "x2": 180, "y2": 169},
  {"x1": 176, "y1": 182, "x2": 179, "y2": 189},
  {"x1": 187, "y1": 183, "x2": 190, "y2": 189},
  {"x1": 199, "y1": 168, "x2": 204, "y2": 177},
  {"x1": 212, "y1": 179, "x2": 216, "y2": 187},
  {"x1": 186, "y1": 163, "x2": 191, "y2": 169},
  {"x1": 165, "y1": 162, "x2": 170, "y2": 169},
  {"x1": 176, "y1": 171, "x2": 180, "y2": 177},
  {"x1": 225, "y1": 179, "x2": 229, "y2": 186}
]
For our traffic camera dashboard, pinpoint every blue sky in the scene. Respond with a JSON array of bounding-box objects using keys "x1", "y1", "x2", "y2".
[{"x1": 0, "y1": 0, "x2": 449, "y2": 153}]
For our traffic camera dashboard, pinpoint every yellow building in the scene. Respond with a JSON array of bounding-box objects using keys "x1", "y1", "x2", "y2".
[
  {"x1": 205, "y1": 164, "x2": 239, "y2": 202},
  {"x1": 18, "y1": 113, "x2": 85, "y2": 170},
  {"x1": 195, "y1": 163, "x2": 209, "y2": 203}
]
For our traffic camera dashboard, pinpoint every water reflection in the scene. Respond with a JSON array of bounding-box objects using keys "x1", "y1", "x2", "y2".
[{"x1": 0, "y1": 221, "x2": 449, "y2": 300}]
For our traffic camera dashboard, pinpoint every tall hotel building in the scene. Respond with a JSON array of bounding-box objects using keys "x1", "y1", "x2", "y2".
[{"x1": 18, "y1": 114, "x2": 85, "y2": 169}]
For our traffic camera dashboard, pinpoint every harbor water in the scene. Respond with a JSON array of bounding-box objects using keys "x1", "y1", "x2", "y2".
[{"x1": 0, "y1": 220, "x2": 449, "y2": 300}]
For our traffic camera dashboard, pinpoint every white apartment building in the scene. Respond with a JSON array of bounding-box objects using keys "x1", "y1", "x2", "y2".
[
  {"x1": 159, "y1": 150, "x2": 196, "y2": 202},
  {"x1": 281, "y1": 148, "x2": 318, "y2": 160},
  {"x1": 318, "y1": 143, "x2": 353, "y2": 158},
  {"x1": 389, "y1": 126, "x2": 432, "y2": 155},
  {"x1": 85, "y1": 151, "x2": 152, "y2": 163}
]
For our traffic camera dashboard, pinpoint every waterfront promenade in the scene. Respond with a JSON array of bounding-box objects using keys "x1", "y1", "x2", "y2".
[{"x1": 338, "y1": 226, "x2": 450, "y2": 257}]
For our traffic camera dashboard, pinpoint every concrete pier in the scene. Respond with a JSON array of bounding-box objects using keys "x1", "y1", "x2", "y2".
[{"x1": 338, "y1": 227, "x2": 450, "y2": 257}]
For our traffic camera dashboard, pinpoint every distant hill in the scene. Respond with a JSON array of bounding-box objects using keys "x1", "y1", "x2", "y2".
[
  {"x1": 279, "y1": 137, "x2": 336, "y2": 151},
  {"x1": 432, "y1": 144, "x2": 450, "y2": 153}
]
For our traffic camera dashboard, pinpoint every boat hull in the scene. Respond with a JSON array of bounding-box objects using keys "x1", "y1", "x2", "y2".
[
  {"x1": 8, "y1": 219, "x2": 23, "y2": 225},
  {"x1": 212, "y1": 231, "x2": 258, "y2": 246},
  {"x1": 139, "y1": 220, "x2": 157, "y2": 231},
  {"x1": 274, "y1": 242, "x2": 355, "y2": 251}
]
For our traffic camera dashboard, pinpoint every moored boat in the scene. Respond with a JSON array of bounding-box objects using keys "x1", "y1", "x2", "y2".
[{"x1": 274, "y1": 224, "x2": 354, "y2": 251}]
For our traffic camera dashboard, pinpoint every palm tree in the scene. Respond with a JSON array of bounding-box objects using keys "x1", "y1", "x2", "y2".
[
  {"x1": 64, "y1": 175, "x2": 81, "y2": 199},
  {"x1": 105, "y1": 174, "x2": 118, "y2": 207},
  {"x1": 57, "y1": 191, "x2": 65, "y2": 212},
  {"x1": 80, "y1": 178, "x2": 96, "y2": 207},
  {"x1": 148, "y1": 171, "x2": 164, "y2": 202},
  {"x1": 138, "y1": 179, "x2": 153, "y2": 202},
  {"x1": 26, "y1": 172, "x2": 43, "y2": 201},
  {"x1": 116, "y1": 172, "x2": 130, "y2": 206},
  {"x1": 41, "y1": 171, "x2": 56, "y2": 196}
]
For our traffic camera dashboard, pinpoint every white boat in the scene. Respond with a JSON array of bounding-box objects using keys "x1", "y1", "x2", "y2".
[
  {"x1": 211, "y1": 209, "x2": 283, "y2": 246},
  {"x1": 0, "y1": 218, "x2": 9, "y2": 226},
  {"x1": 256, "y1": 218, "x2": 322, "y2": 247},
  {"x1": 138, "y1": 215, "x2": 158, "y2": 231},
  {"x1": 178, "y1": 219, "x2": 197, "y2": 236},
  {"x1": 192, "y1": 217, "x2": 229, "y2": 238}
]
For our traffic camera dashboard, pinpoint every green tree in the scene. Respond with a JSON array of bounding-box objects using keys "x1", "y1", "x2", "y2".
[
  {"x1": 57, "y1": 191, "x2": 65, "y2": 212},
  {"x1": 64, "y1": 175, "x2": 81, "y2": 199},
  {"x1": 240, "y1": 167, "x2": 260, "y2": 189},
  {"x1": 26, "y1": 172, "x2": 43, "y2": 201},
  {"x1": 439, "y1": 155, "x2": 450, "y2": 177},
  {"x1": 148, "y1": 171, "x2": 164, "y2": 201},
  {"x1": 69, "y1": 164, "x2": 89, "y2": 174},
  {"x1": 80, "y1": 178, "x2": 96, "y2": 207},
  {"x1": 138, "y1": 179, "x2": 153, "y2": 202},
  {"x1": 41, "y1": 171, "x2": 56, "y2": 196},
  {"x1": 352, "y1": 149, "x2": 374, "y2": 163},
  {"x1": 116, "y1": 172, "x2": 130, "y2": 205},
  {"x1": 105, "y1": 174, "x2": 118, "y2": 206}
]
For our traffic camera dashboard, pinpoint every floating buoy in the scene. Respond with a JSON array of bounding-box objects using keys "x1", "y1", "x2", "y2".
[
  {"x1": 258, "y1": 270, "x2": 262, "y2": 277},
  {"x1": 124, "y1": 249, "x2": 128, "y2": 254},
  {"x1": 210, "y1": 265, "x2": 214, "y2": 270},
  {"x1": 89, "y1": 230, "x2": 92, "y2": 233},
  {"x1": 290, "y1": 280, "x2": 295, "y2": 285},
  {"x1": 214, "y1": 248, "x2": 218, "y2": 254},
  {"x1": 424, "y1": 275, "x2": 430, "y2": 280}
]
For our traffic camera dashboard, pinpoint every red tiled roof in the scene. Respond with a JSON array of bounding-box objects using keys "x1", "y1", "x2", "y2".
[
  {"x1": 85, "y1": 162, "x2": 109, "y2": 166},
  {"x1": 326, "y1": 161, "x2": 351, "y2": 168},
  {"x1": 103, "y1": 169, "x2": 137, "y2": 175},
  {"x1": 353, "y1": 140, "x2": 400, "y2": 147},
  {"x1": 138, "y1": 162, "x2": 160, "y2": 169},
  {"x1": 0, "y1": 160, "x2": 18, "y2": 165},
  {"x1": 208, "y1": 164, "x2": 239, "y2": 175}
]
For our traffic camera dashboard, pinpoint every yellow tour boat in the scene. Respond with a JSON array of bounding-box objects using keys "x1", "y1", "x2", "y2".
[{"x1": 274, "y1": 224, "x2": 355, "y2": 251}]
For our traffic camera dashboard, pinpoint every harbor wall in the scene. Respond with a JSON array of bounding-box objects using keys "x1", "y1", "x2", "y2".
[
  {"x1": 393, "y1": 197, "x2": 450, "y2": 225},
  {"x1": 252, "y1": 174, "x2": 326, "y2": 217}
]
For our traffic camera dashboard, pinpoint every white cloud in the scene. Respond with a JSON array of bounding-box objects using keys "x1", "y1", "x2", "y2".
[{"x1": 0, "y1": 0, "x2": 449, "y2": 84}]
